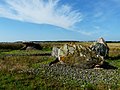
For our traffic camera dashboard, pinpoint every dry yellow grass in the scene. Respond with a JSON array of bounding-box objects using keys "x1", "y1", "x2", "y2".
[
  {"x1": 107, "y1": 43, "x2": 120, "y2": 57},
  {"x1": 107, "y1": 43, "x2": 120, "y2": 49}
]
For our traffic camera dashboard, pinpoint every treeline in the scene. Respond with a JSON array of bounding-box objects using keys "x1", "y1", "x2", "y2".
[
  {"x1": 15, "y1": 40, "x2": 120, "y2": 43},
  {"x1": 106, "y1": 41, "x2": 120, "y2": 43},
  {"x1": 0, "y1": 41, "x2": 120, "y2": 50}
]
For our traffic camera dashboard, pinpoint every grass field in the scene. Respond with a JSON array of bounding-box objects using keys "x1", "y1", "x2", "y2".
[{"x1": 0, "y1": 42, "x2": 120, "y2": 90}]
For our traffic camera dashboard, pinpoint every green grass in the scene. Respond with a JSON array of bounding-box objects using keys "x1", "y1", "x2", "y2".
[
  {"x1": 106, "y1": 59, "x2": 120, "y2": 69},
  {"x1": 0, "y1": 42, "x2": 120, "y2": 90},
  {"x1": 0, "y1": 55, "x2": 119, "y2": 90},
  {"x1": 1, "y1": 50, "x2": 51, "y2": 55}
]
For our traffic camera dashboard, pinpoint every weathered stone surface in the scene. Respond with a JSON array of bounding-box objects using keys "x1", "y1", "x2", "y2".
[
  {"x1": 50, "y1": 38, "x2": 109, "y2": 69},
  {"x1": 21, "y1": 42, "x2": 42, "y2": 50},
  {"x1": 90, "y1": 37, "x2": 109, "y2": 59},
  {"x1": 51, "y1": 43, "x2": 104, "y2": 69}
]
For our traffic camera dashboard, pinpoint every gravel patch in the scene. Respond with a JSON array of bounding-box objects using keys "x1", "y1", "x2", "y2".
[
  {"x1": 17, "y1": 64, "x2": 120, "y2": 87},
  {"x1": 37, "y1": 64, "x2": 120, "y2": 86}
]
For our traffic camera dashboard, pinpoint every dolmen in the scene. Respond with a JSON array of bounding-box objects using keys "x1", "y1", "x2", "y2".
[
  {"x1": 21, "y1": 42, "x2": 42, "y2": 50},
  {"x1": 49, "y1": 38, "x2": 109, "y2": 69}
]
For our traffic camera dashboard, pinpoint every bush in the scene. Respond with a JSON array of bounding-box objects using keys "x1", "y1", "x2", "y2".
[{"x1": 0, "y1": 43, "x2": 23, "y2": 50}]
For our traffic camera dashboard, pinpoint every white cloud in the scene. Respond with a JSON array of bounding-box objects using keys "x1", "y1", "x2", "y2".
[
  {"x1": 75, "y1": 29, "x2": 100, "y2": 36},
  {"x1": 94, "y1": 12, "x2": 103, "y2": 18},
  {"x1": 94, "y1": 26, "x2": 100, "y2": 30},
  {"x1": 0, "y1": 0, "x2": 82, "y2": 30}
]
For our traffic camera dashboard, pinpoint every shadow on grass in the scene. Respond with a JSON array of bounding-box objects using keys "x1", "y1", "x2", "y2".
[
  {"x1": 109, "y1": 55, "x2": 120, "y2": 60},
  {"x1": 5, "y1": 53, "x2": 51, "y2": 57},
  {"x1": 100, "y1": 62, "x2": 118, "y2": 69}
]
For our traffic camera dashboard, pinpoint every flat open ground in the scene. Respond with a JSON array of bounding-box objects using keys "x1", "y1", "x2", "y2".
[{"x1": 0, "y1": 42, "x2": 120, "y2": 90}]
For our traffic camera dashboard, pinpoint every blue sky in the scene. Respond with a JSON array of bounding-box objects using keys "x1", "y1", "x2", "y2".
[{"x1": 0, "y1": 0, "x2": 120, "y2": 42}]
